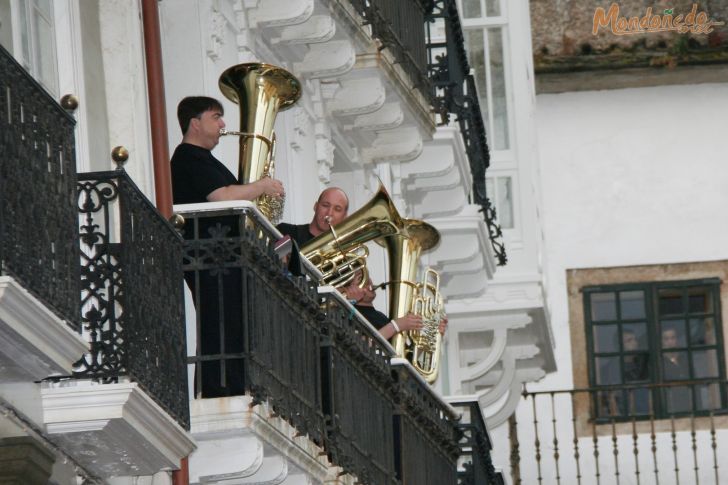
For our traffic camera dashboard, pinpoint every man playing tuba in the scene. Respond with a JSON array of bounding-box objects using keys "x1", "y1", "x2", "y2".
[
  {"x1": 278, "y1": 187, "x2": 448, "y2": 342},
  {"x1": 171, "y1": 96, "x2": 284, "y2": 206},
  {"x1": 171, "y1": 95, "x2": 286, "y2": 398},
  {"x1": 277, "y1": 187, "x2": 349, "y2": 246}
]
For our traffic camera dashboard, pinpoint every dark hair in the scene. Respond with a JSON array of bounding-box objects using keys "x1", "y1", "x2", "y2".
[{"x1": 177, "y1": 96, "x2": 224, "y2": 135}]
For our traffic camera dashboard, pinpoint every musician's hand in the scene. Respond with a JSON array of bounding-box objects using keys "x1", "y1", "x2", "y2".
[
  {"x1": 438, "y1": 315, "x2": 449, "y2": 335},
  {"x1": 253, "y1": 178, "x2": 284, "y2": 198},
  {"x1": 395, "y1": 314, "x2": 423, "y2": 333}
]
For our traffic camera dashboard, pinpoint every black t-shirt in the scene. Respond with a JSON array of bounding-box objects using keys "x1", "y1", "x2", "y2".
[
  {"x1": 171, "y1": 143, "x2": 237, "y2": 204},
  {"x1": 277, "y1": 222, "x2": 315, "y2": 246},
  {"x1": 171, "y1": 143, "x2": 239, "y2": 239},
  {"x1": 354, "y1": 304, "x2": 390, "y2": 330}
]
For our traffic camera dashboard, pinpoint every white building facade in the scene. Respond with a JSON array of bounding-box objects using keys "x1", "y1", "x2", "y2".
[{"x1": 0, "y1": 0, "x2": 559, "y2": 483}]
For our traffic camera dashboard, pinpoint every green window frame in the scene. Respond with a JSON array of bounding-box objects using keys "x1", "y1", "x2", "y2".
[{"x1": 584, "y1": 278, "x2": 727, "y2": 421}]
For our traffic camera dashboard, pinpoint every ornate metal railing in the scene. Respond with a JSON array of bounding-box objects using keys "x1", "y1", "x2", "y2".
[
  {"x1": 0, "y1": 44, "x2": 80, "y2": 328},
  {"x1": 176, "y1": 204, "x2": 326, "y2": 445},
  {"x1": 450, "y1": 399, "x2": 503, "y2": 485},
  {"x1": 320, "y1": 291, "x2": 398, "y2": 484},
  {"x1": 349, "y1": 0, "x2": 433, "y2": 97},
  {"x1": 176, "y1": 203, "x2": 461, "y2": 484},
  {"x1": 511, "y1": 381, "x2": 728, "y2": 485},
  {"x1": 425, "y1": 0, "x2": 507, "y2": 266},
  {"x1": 392, "y1": 362, "x2": 460, "y2": 485},
  {"x1": 76, "y1": 170, "x2": 189, "y2": 429}
]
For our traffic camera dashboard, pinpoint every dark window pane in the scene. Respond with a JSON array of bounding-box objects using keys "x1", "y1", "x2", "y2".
[
  {"x1": 664, "y1": 385, "x2": 693, "y2": 414},
  {"x1": 619, "y1": 290, "x2": 645, "y2": 319},
  {"x1": 660, "y1": 320, "x2": 687, "y2": 349},
  {"x1": 695, "y1": 383, "x2": 722, "y2": 411},
  {"x1": 689, "y1": 317, "x2": 716, "y2": 345},
  {"x1": 622, "y1": 354, "x2": 649, "y2": 382},
  {"x1": 659, "y1": 288, "x2": 684, "y2": 316},
  {"x1": 595, "y1": 390, "x2": 621, "y2": 417},
  {"x1": 692, "y1": 349, "x2": 719, "y2": 378},
  {"x1": 591, "y1": 292, "x2": 616, "y2": 321},
  {"x1": 625, "y1": 387, "x2": 652, "y2": 415},
  {"x1": 622, "y1": 323, "x2": 647, "y2": 351},
  {"x1": 593, "y1": 325, "x2": 619, "y2": 353},
  {"x1": 688, "y1": 286, "x2": 713, "y2": 313},
  {"x1": 595, "y1": 356, "x2": 621, "y2": 385},
  {"x1": 662, "y1": 351, "x2": 690, "y2": 380}
]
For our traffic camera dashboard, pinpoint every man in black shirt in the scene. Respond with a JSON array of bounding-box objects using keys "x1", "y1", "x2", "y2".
[
  {"x1": 171, "y1": 96, "x2": 285, "y2": 397},
  {"x1": 171, "y1": 96, "x2": 283, "y2": 205}
]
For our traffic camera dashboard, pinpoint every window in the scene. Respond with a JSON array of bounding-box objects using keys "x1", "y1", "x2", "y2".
[
  {"x1": 464, "y1": 26, "x2": 510, "y2": 151},
  {"x1": 1, "y1": 0, "x2": 58, "y2": 96},
  {"x1": 585, "y1": 279, "x2": 726, "y2": 420},
  {"x1": 485, "y1": 176, "x2": 513, "y2": 229}
]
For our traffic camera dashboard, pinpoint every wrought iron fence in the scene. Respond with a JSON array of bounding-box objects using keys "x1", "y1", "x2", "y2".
[
  {"x1": 320, "y1": 290, "x2": 398, "y2": 485},
  {"x1": 392, "y1": 361, "x2": 461, "y2": 485},
  {"x1": 450, "y1": 399, "x2": 503, "y2": 485},
  {"x1": 0, "y1": 44, "x2": 80, "y2": 328},
  {"x1": 511, "y1": 381, "x2": 728, "y2": 485},
  {"x1": 425, "y1": 0, "x2": 507, "y2": 266},
  {"x1": 76, "y1": 170, "x2": 189, "y2": 429},
  {"x1": 349, "y1": 0, "x2": 433, "y2": 97},
  {"x1": 176, "y1": 203, "x2": 462, "y2": 484},
  {"x1": 176, "y1": 204, "x2": 326, "y2": 445}
]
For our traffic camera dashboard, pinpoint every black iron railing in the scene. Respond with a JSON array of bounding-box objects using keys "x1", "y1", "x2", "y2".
[
  {"x1": 425, "y1": 0, "x2": 507, "y2": 266},
  {"x1": 392, "y1": 362, "x2": 461, "y2": 485},
  {"x1": 320, "y1": 291, "x2": 398, "y2": 485},
  {"x1": 176, "y1": 205, "x2": 326, "y2": 445},
  {"x1": 450, "y1": 399, "x2": 503, "y2": 485},
  {"x1": 511, "y1": 381, "x2": 728, "y2": 485},
  {"x1": 177, "y1": 203, "x2": 461, "y2": 484},
  {"x1": 0, "y1": 44, "x2": 80, "y2": 328},
  {"x1": 349, "y1": 0, "x2": 433, "y2": 97},
  {"x1": 76, "y1": 170, "x2": 189, "y2": 429}
]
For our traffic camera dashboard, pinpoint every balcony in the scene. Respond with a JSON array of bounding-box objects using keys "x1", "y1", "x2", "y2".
[
  {"x1": 174, "y1": 201, "x2": 462, "y2": 483},
  {"x1": 449, "y1": 397, "x2": 504, "y2": 485},
  {"x1": 511, "y1": 381, "x2": 728, "y2": 485},
  {"x1": 0, "y1": 43, "x2": 193, "y2": 481},
  {"x1": 0, "y1": 45, "x2": 87, "y2": 388},
  {"x1": 424, "y1": 0, "x2": 506, "y2": 267},
  {"x1": 2, "y1": 9, "x2": 497, "y2": 483}
]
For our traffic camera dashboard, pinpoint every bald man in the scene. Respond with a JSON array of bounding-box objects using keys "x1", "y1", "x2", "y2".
[{"x1": 277, "y1": 187, "x2": 349, "y2": 246}]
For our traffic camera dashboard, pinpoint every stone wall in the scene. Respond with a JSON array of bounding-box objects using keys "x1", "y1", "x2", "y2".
[{"x1": 530, "y1": 0, "x2": 728, "y2": 71}]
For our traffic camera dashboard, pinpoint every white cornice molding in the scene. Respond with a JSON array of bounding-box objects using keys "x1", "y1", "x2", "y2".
[
  {"x1": 0, "y1": 277, "x2": 87, "y2": 381},
  {"x1": 247, "y1": 0, "x2": 314, "y2": 28},
  {"x1": 328, "y1": 77, "x2": 385, "y2": 116},
  {"x1": 350, "y1": 102, "x2": 404, "y2": 132},
  {"x1": 41, "y1": 381, "x2": 195, "y2": 477},
  {"x1": 362, "y1": 127, "x2": 423, "y2": 164},
  {"x1": 275, "y1": 15, "x2": 336, "y2": 45},
  {"x1": 484, "y1": 368, "x2": 546, "y2": 428},
  {"x1": 189, "y1": 396, "x2": 329, "y2": 484},
  {"x1": 445, "y1": 276, "x2": 547, "y2": 315},
  {"x1": 295, "y1": 41, "x2": 356, "y2": 79},
  {"x1": 458, "y1": 328, "x2": 508, "y2": 383}
]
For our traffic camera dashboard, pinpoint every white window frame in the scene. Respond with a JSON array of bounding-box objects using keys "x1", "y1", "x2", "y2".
[{"x1": 9, "y1": 0, "x2": 59, "y2": 96}]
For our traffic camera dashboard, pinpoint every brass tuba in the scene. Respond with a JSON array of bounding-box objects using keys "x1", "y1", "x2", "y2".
[
  {"x1": 218, "y1": 63, "x2": 301, "y2": 223},
  {"x1": 385, "y1": 220, "x2": 445, "y2": 384},
  {"x1": 300, "y1": 183, "x2": 406, "y2": 289}
]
